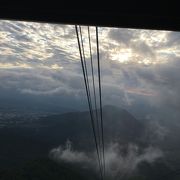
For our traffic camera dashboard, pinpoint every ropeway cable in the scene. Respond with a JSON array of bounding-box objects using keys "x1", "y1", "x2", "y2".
[
  {"x1": 96, "y1": 26, "x2": 105, "y2": 177},
  {"x1": 75, "y1": 25, "x2": 103, "y2": 180}
]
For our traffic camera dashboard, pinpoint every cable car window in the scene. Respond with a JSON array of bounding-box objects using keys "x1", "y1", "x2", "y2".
[{"x1": 0, "y1": 20, "x2": 179, "y2": 180}]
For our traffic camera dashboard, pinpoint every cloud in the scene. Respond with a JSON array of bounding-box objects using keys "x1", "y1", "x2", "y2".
[
  {"x1": 166, "y1": 31, "x2": 180, "y2": 46},
  {"x1": 1, "y1": 20, "x2": 180, "y2": 117},
  {"x1": 20, "y1": 85, "x2": 79, "y2": 96},
  {"x1": 49, "y1": 140, "x2": 163, "y2": 178},
  {"x1": 131, "y1": 40, "x2": 155, "y2": 58},
  {"x1": 0, "y1": 20, "x2": 79, "y2": 61},
  {"x1": 105, "y1": 143, "x2": 163, "y2": 178},
  {"x1": 0, "y1": 62, "x2": 32, "y2": 69},
  {"x1": 49, "y1": 140, "x2": 92, "y2": 169},
  {"x1": 108, "y1": 28, "x2": 135, "y2": 45},
  {"x1": 107, "y1": 28, "x2": 179, "y2": 65},
  {"x1": 144, "y1": 120, "x2": 169, "y2": 143},
  {"x1": 132, "y1": 58, "x2": 180, "y2": 113},
  {"x1": 125, "y1": 87, "x2": 156, "y2": 97},
  {"x1": 0, "y1": 21, "x2": 90, "y2": 102}
]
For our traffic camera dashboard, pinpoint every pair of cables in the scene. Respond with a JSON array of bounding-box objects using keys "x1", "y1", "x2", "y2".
[{"x1": 75, "y1": 25, "x2": 105, "y2": 180}]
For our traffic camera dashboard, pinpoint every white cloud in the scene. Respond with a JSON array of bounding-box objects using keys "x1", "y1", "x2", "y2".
[
  {"x1": 104, "y1": 143, "x2": 163, "y2": 177},
  {"x1": 49, "y1": 140, "x2": 163, "y2": 178},
  {"x1": 49, "y1": 140, "x2": 92, "y2": 166}
]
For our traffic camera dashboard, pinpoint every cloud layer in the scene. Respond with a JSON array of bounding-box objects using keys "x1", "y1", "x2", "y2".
[
  {"x1": 49, "y1": 140, "x2": 163, "y2": 178},
  {"x1": 0, "y1": 20, "x2": 180, "y2": 116}
]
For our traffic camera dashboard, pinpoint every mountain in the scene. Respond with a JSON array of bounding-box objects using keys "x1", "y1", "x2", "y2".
[
  {"x1": 103, "y1": 105, "x2": 144, "y2": 143},
  {"x1": 35, "y1": 105, "x2": 145, "y2": 150},
  {"x1": 0, "y1": 105, "x2": 179, "y2": 179},
  {"x1": 0, "y1": 105, "x2": 145, "y2": 168}
]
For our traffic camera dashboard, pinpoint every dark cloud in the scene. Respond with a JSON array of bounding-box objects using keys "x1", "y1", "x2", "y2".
[
  {"x1": 131, "y1": 41, "x2": 155, "y2": 58},
  {"x1": 166, "y1": 31, "x2": 180, "y2": 46},
  {"x1": 108, "y1": 28, "x2": 135, "y2": 45}
]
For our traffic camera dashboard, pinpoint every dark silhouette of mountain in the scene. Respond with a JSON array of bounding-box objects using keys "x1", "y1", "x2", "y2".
[
  {"x1": 103, "y1": 105, "x2": 144, "y2": 143},
  {"x1": 0, "y1": 105, "x2": 178, "y2": 179},
  {"x1": 35, "y1": 105, "x2": 145, "y2": 150},
  {"x1": 0, "y1": 105, "x2": 145, "y2": 168}
]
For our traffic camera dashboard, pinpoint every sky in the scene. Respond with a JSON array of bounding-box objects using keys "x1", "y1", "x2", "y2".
[{"x1": 0, "y1": 20, "x2": 180, "y2": 119}]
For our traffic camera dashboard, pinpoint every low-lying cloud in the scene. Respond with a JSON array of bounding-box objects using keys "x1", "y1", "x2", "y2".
[
  {"x1": 49, "y1": 140, "x2": 163, "y2": 178},
  {"x1": 49, "y1": 141, "x2": 92, "y2": 165}
]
